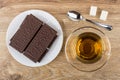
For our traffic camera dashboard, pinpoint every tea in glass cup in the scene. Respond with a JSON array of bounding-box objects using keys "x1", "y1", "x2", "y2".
[{"x1": 65, "y1": 26, "x2": 111, "y2": 71}]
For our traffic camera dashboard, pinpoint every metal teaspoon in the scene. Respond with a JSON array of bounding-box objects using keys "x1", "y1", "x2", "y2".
[{"x1": 67, "y1": 11, "x2": 112, "y2": 31}]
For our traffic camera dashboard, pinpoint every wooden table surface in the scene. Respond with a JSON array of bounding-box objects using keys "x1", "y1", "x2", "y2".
[{"x1": 0, "y1": 0, "x2": 120, "y2": 80}]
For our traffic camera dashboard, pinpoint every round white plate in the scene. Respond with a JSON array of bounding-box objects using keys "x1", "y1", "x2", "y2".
[{"x1": 6, "y1": 10, "x2": 63, "y2": 67}]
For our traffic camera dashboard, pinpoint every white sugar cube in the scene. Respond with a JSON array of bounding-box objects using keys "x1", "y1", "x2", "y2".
[
  {"x1": 100, "y1": 10, "x2": 108, "y2": 21},
  {"x1": 90, "y1": 6, "x2": 97, "y2": 16}
]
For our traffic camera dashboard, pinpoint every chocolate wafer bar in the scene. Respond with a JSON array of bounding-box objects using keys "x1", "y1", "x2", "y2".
[{"x1": 10, "y1": 14, "x2": 43, "y2": 53}]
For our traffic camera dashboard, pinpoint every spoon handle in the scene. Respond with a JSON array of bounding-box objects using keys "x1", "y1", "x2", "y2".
[{"x1": 86, "y1": 19, "x2": 112, "y2": 31}]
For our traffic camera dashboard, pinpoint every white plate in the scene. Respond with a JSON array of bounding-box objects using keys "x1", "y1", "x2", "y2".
[{"x1": 6, "y1": 10, "x2": 63, "y2": 67}]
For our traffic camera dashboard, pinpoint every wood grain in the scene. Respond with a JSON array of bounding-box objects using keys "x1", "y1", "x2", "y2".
[
  {"x1": 0, "y1": 1, "x2": 120, "y2": 80},
  {"x1": 0, "y1": 0, "x2": 120, "y2": 8}
]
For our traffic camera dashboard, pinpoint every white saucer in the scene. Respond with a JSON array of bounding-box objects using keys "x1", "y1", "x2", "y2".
[{"x1": 6, "y1": 10, "x2": 63, "y2": 67}]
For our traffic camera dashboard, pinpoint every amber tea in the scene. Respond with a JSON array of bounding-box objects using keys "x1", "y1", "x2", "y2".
[{"x1": 76, "y1": 32, "x2": 102, "y2": 63}]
